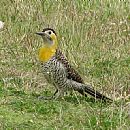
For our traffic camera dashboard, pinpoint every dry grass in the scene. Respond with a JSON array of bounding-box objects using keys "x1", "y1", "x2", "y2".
[{"x1": 0, "y1": 0, "x2": 130, "y2": 129}]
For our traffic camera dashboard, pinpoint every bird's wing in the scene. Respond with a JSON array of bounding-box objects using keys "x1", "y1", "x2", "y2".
[
  {"x1": 55, "y1": 49, "x2": 88, "y2": 97},
  {"x1": 55, "y1": 49, "x2": 84, "y2": 84}
]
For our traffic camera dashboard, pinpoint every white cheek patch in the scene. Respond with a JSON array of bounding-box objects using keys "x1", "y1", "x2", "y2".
[
  {"x1": 49, "y1": 40, "x2": 53, "y2": 45},
  {"x1": 42, "y1": 36, "x2": 54, "y2": 45}
]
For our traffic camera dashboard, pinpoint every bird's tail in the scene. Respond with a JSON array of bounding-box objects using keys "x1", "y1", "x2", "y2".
[
  {"x1": 82, "y1": 84, "x2": 112, "y2": 101},
  {"x1": 67, "y1": 79, "x2": 112, "y2": 101},
  {"x1": 71, "y1": 81, "x2": 112, "y2": 101}
]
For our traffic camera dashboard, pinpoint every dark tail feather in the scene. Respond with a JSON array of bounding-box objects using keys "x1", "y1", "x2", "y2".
[
  {"x1": 77, "y1": 89, "x2": 88, "y2": 97},
  {"x1": 79, "y1": 84, "x2": 112, "y2": 101}
]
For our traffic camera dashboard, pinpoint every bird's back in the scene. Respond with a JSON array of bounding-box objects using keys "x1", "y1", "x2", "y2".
[{"x1": 55, "y1": 49, "x2": 84, "y2": 84}]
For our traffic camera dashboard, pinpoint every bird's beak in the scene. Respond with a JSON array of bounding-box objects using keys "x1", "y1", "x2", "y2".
[
  {"x1": 35, "y1": 32, "x2": 45, "y2": 36},
  {"x1": 36, "y1": 31, "x2": 52, "y2": 41}
]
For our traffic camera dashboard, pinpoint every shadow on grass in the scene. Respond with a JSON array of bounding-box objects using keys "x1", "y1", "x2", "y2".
[
  {"x1": 63, "y1": 96, "x2": 111, "y2": 106},
  {"x1": 1, "y1": 86, "x2": 113, "y2": 106},
  {"x1": 32, "y1": 91, "x2": 111, "y2": 107}
]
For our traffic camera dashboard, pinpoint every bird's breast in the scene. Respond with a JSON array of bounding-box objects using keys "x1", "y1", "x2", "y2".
[{"x1": 41, "y1": 57, "x2": 67, "y2": 84}]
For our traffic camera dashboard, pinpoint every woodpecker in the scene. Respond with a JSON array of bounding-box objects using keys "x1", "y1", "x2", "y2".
[{"x1": 36, "y1": 28, "x2": 112, "y2": 101}]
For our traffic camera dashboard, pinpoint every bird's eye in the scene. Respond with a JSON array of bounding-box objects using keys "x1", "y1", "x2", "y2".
[{"x1": 48, "y1": 31, "x2": 51, "y2": 35}]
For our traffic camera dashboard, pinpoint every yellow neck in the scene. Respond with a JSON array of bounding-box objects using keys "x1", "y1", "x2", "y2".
[{"x1": 38, "y1": 41, "x2": 57, "y2": 62}]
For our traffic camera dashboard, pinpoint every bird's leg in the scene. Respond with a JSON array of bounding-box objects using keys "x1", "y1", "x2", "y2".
[
  {"x1": 52, "y1": 89, "x2": 59, "y2": 98},
  {"x1": 38, "y1": 89, "x2": 59, "y2": 100},
  {"x1": 53, "y1": 89, "x2": 59, "y2": 96},
  {"x1": 53, "y1": 89, "x2": 65, "y2": 99}
]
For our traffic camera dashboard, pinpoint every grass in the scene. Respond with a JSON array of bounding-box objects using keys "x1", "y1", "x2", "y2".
[{"x1": 0, "y1": 0, "x2": 130, "y2": 129}]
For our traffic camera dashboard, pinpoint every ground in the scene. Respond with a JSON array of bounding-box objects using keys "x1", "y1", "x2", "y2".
[{"x1": 0, "y1": 0, "x2": 130, "y2": 129}]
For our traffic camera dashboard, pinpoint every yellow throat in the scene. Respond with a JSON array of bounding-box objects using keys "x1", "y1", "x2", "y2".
[{"x1": 38, "y1": 40, "x2": 58, "y2": 62}]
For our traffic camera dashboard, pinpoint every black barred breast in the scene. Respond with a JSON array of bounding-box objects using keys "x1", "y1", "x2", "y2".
[{"x1": 41, "y1": 56, "x2": 68, "y2": 89}]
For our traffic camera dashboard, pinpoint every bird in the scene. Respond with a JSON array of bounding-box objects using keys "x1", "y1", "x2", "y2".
[{"x1": 35, "y1": 28, "x2": 112, "y2": 101}]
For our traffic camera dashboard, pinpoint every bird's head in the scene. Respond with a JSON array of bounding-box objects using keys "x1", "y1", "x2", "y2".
[
  {"x1": 36, "y1": 28, "x2": 57, "y2": 47},
  {"x1": 36, "y1": 28, "x2": 58, "y2": 62}
]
